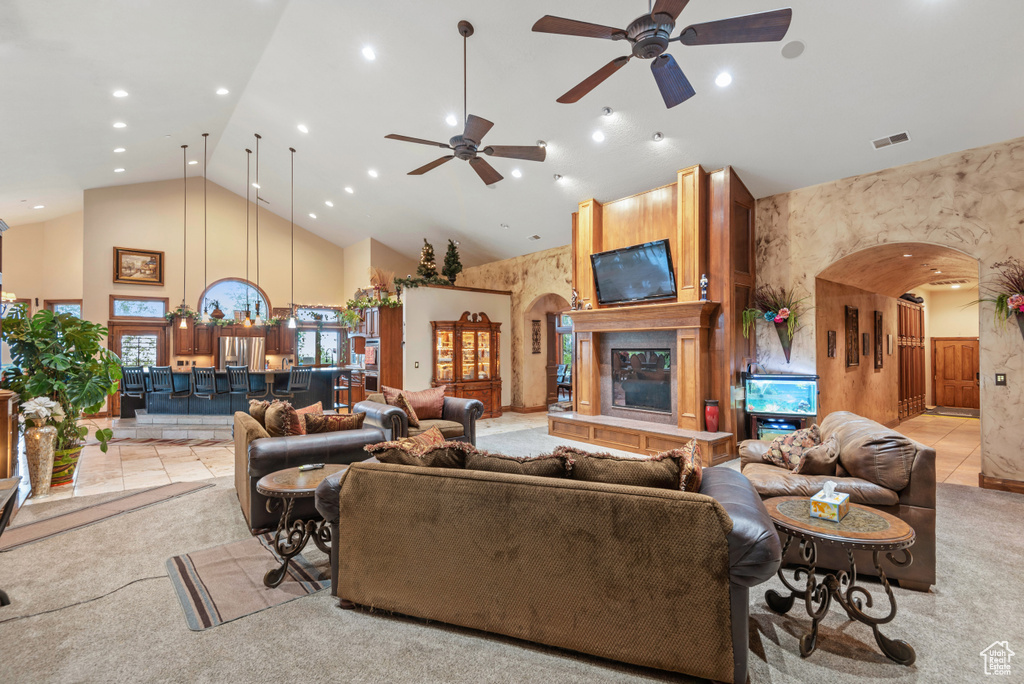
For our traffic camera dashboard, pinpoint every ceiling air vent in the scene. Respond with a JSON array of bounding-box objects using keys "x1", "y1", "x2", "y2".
[
  {"x1": 872, "y1": 131, "x2": 911, "y2": 150},
  {"x1": 527, "y1": 234, "x2": 541, "y2": 241},
  {"x1": 0, "y1": 219, "x2": 9, "y2": 233},
  {"x1": 929, "y1": 278, "x2": 972, "y2": 286}
]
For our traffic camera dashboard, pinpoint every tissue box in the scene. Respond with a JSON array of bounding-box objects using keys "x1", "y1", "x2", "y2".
[{"x1": 810, "y1": 489, "x2": 850, "y2": 522}]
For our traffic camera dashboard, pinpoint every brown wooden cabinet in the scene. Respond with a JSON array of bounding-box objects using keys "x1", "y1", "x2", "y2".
[
  {"x1": 174, "y1": 316, "x2": 194, "y2": 355},
  {"x1": 431, "y1": 311, "x2": 502, "y2": 418},
  {"x1": 193, "y1": 324, "x2": 214, "y2": 355}
]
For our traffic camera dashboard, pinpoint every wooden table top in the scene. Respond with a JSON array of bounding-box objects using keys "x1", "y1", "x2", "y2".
[
  {"x1": 764, "y1": 496, "x2": 915, "y2": 551},
  {"x1": 256, "y1": 464, "x2": 348, "y2": 499}
]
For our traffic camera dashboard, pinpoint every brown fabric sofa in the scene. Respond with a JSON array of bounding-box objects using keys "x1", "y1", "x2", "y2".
[
  {"x1": 315, "y1": 462, "x2": 781, "y2": 684},
  {"x1": 354, "y1": 392, "x2": 484, "y2": 444},
  {"x1": 740, "y1": 411, "x2": 936, "y2": 590},
  {"x1": 232, "y1": 411, "x2": 384, "y2": 533}
]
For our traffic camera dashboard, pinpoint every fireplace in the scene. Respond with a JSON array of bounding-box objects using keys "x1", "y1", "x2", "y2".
[{"x1": 611, "y1": 348, "x2": 671, "y2": 413}]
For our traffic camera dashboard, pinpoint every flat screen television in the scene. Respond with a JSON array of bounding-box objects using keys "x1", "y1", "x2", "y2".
[{"x1": 590, "y1": 239, "x2": 676, "y2": 305}]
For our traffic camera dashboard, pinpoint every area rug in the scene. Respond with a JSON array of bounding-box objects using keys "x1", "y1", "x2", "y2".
[
  {"x1": 923, "y1": 407, "x2": 980, "y2": 418},
  {"x1": 0, "y1": 481, "x2": 214, "y2": 551},
  {"x1": 166, "y1": 533, "x2": 329, "y2": 630},
  {"x1": 103, "y1": 437, "x2": 233, "y2": 447}
]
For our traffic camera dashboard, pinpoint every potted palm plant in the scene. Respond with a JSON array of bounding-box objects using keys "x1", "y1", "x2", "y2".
[{"x1": 1, "y1": 308, "x2": 121, "y2": 487}]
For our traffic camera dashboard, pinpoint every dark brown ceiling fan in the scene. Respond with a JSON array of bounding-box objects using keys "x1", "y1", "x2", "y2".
[
  {"x1": 386, "y1": 20, "x2": 546, "y2": 186},
  {"x1": 533, "y1": 1, "x2": 793, "y2": 108}
]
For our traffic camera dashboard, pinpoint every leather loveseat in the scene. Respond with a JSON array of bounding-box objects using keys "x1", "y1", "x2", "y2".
[
  {"x1": 316, "y1": 462, "x2": 781, "y2": 684},
  {"x1": 233, "y1": 411, "x2": 384, "y2": 533},
  {"x1": 740, "y1": 411, "x2": 936, "y2": 590},
  {"x1": 354, "y1": 393, "x2": 484, "y2": 444}
]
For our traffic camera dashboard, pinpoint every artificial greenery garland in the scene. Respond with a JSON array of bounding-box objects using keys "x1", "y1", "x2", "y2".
[{"x1": 393, "y1": 275, "x2": 453, "y2": 289}]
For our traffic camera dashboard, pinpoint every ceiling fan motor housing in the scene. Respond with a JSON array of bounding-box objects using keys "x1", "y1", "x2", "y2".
[
  {"x1": 628, "y1": 14, "x2": 674, "y2": 59},
  {"x1": 449, "y1": 134, "x2": 478, "y2": 160}
]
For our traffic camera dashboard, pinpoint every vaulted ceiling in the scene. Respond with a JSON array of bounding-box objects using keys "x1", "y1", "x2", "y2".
[{"x1": 3, "y1": 0, "x2": 1024, "y2": 267}]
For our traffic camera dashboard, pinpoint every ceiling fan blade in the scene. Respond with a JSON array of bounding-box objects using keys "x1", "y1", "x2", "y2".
[
  {"x1": 408, "y1": 156, "x2": 455, "y2": 176},
  {"x1": 556, "y1": 56, "x2": 631, "y2": 104},
  {"x1": 532, "y1": 15, "x2": 627, "y2": 41},
  {"x1": 651, "y1": 54, "x2": 696, "y2": 108},
  {"x1": 482, "y1": 145, "x2": 546, "y2": 162},
  {"x1": 678, "y1": 8, "x2": 793, "y2": 45},
  {"x1": 652, "y1": 0, "x2": 691, "y2": 21},
  {"x1": 463, "y1": 115, "x2": 495, "y2": 145},
  {"x1": 385, "y1": 134, "x2": 451, "y2": 148},
  {"x1": 469, "y1": 157, "x2": 503, "y2": 185}
]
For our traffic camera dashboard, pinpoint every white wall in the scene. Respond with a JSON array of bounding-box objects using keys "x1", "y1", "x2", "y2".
[
  {"x1": 402, "y1": 286, "x2": 512, "y2": 407},
  {"x1": 918, "y1": 286, "x2": 980, "y2": 405}
]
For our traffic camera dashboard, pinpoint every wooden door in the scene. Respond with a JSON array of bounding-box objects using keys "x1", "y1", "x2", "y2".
[
  {"x1": 933, "y1": 338, "x2": 980, "y2": 408},
  {"x1": 898, "y1": 299, "x2": 926, "y2": 419},
  {"x1": 108, "y1": 323, "x2": 170, "y2": 417},
  {"x1": 545, "y1": 313, "x2": 558, "y2": 405}
]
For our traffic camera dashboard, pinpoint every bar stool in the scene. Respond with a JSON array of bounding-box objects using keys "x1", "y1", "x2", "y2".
[
  {"x1": 150, "y1": 366, "x2": 191, "y2": 398},
  {"x1": 120, "y1": 366, "x2": 147, "y2": 399},
  {"x1": 226, "y1": 365, "x2": 268, "y2": 399},
  {"x1": 270, "y1": 366, "x2": 313, "y2": 400},
  {"x1": 192, "y1": 366, "x2": 227, "y2": 400}
]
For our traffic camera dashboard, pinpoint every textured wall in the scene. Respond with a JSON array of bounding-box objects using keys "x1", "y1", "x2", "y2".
[
  {"x1": 755, "y1": 136, "x2": 1024, "y2": 482},
  {"x1": 459, "y1": 245, "x2": 572, "y2": 408}
]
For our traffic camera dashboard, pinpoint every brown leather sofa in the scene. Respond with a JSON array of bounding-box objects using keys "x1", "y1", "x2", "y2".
[
  {"x1": 316, "y1": 462, "x2": 781, "y2": 684},
  {"x1": 355, "y1": 393, "x2": 484, "y2": 444},
  {"x1": 740, "y1": 411, "x2": 935, "y2": 590},
  {"x1": 232, "y1": 411, "x2": 384, "y2": 533}
]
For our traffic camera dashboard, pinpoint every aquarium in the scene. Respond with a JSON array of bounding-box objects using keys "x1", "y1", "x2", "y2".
[{"x1": 745, "y1": 374, "x2": 818, "y2": 417}]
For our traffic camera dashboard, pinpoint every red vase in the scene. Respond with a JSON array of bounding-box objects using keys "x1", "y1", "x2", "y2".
[{"x1": 704, "y1": 400, "x2": 720, "y2": 433}]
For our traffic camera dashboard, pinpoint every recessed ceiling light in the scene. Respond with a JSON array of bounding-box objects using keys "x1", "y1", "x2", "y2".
[
  {"x1": 601, "y1": 106, "x2": 613, "y2": 117},
  {"x1": 344, "y1": 187, "x2": 354, "y2": 194},
  {"x1": 592, "y1": 131, "x2": 605, "y2": 142},
  {"x1": 934, "y1": 270, "x2": 942, "y2": 274},
  {"x1": 652, "y1": 132, "x2": 664, "y2": 142},
  {"x1": 537, "y1": 140, "x2": 547, "y2": 148},
  {"x1": 112, "y1": 89, "x2": 128, "y2": 98},
  {"x1": 252, "y1": 182, "x2": 260, "y2": 189},
  {"x1": 500, "y1": 223, "x2": 509, "y2": 230},
  {"x1": 903, "y1": 254, "x2": 913, "y2": 257},
  {"x1": 309, "y1": 213, "x2": 317, "y2": 219},
  {"x1": 188, "y1": 160, "x2": 198, "y2": 165},
  {"x1": 216, "y1": 87, "x2": 229, "y2": 95},
  {"x1": 715, "y1": 72, "x2": 732, "y2": 88},
  {"x1": 368, "y1": 169, "x2": 378, "y2": 178},
  {"x1": 297, "y1": 124, "x2": 309, "y2": 134},
  {"x1": 113, "y1": 122, "x2": 127, "y2": 128},
  {"x1": 362, "y1": 46, "x2": 376, "y2": 61},
  {"x1": 511, "y1": 169, "x2": 522, "y2": 178},
  {"x1": 325, "y1": 200, "x2": 334, "y2": 207},
  {"x1": 113, "y1": 147, "x2": 125, "y2": 153},
  {"x1": 553, "y1": 174, "x2": 563, "y2": 181},
  {"x1": 33, "y1": 205, "x2": 44, "y2": 209},
  {"x1": 445, "y1": 114, "x2": 458, "y2": 127},
  {"x1": 114, "y1": 168, "x2": 125, "y2": 173},
  {"x1": 781, "y1": 40, "x2": 805, "y2": 59},
  {"x1": 951, "y1": 284, "x2": 961, "y2": 289}
]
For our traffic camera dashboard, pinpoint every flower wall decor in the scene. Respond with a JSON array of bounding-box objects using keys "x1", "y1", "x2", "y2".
[
  {"x1": 979, "y1": 257, "x2": 1024, "y2": 341},
  {"x1": 742, "y1": 285, "x2": 808, "y2": 363}
]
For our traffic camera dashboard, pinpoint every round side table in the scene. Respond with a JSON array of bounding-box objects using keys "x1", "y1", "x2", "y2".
[
  {"x1": 763, "y1": 496, "x2": 917, "y2": 666},
  {"x1": 256, "y1": 463, "x2": 347, "y2": 588}
]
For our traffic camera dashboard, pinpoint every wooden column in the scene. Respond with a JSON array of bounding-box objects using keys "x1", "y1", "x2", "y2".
[
  {"x1": 676, "y1": 165, "x2": 708, "y2": 303},
  {"x1": 575, "y1": 332, "x2": 600, "y2": 415},
  {"x1": 575, "y1": 199, "x2": 603, "y2": 309}
]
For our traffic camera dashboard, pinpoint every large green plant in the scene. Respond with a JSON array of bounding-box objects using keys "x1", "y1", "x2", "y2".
[{"x1": 1, "y1": 309, "x2": 121, "y2": 452}]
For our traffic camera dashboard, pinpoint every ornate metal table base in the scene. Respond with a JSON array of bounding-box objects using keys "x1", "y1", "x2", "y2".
[
  {"x1": 766, "y1": 535, "x2": 916, "y2": 666},
  {"x1": 263, "y1": 497, "x2": 332, "y2": 588}
]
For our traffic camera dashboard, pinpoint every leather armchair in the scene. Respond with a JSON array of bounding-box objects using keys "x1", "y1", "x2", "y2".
[{"x1": 354, "y1": 396, "x2": 484, "y2": 445}]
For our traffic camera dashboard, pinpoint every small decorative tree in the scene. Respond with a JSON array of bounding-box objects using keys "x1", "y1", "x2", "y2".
[
  {"x1": 417, "y1": 239, "x2": 438, "y2": 278},
  {"x1": 442, "y1": 239, "x2": 463, "y2": 285}
]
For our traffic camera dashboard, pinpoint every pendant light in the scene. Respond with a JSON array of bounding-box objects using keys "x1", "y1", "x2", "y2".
[
  {"x1": 244, "y1": 147, "x2": 253, "y2": 327},
  {"x1": 253, "y1": 133, "x2": 263, "y2": 327},
  {"x1": 287, "y1": 146, "x2": 297, "y2": 329},
  {"x1": 179, "y1": 144, "x2": 189, "y2": 329},
  {"x1": 200, "y1": 133, "x2": 211, "y2": 324}
]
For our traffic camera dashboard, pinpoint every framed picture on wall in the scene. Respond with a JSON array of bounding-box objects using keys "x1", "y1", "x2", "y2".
[
  {"x1": 888, "y1": 334, "x2": 894, "y2": 356},
  {"x1": 113, "y1": 247, "x2": 164, "y2": 286},
  {"x1": 531, "y1": 320, "x2": 542, "y2": 354},
  {"x1": 874, "y1": 311, "x2": 884, "y2": 369},
  {"x1": 862, "y1": 333, "x2": 870, "y2": 356},
  {"x1": 827, "y1": 330, "x2": 837, "y2": 358},
  {"x1": 845, "y1": 306, "x2": 859, "y2": 367}
]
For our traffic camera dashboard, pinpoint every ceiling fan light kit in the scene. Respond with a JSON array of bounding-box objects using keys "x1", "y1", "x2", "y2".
[
  {"x1": 385, "y1": 20, "x2": 547, "y2": 186},
  {"x1": 532, "y1": 1, "x2": 793, "y2": 108}
]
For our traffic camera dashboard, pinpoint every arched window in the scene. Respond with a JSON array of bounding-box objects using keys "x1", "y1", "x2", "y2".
[{"x1": 199, "y1": 278, "x2": 270, "y2": 322}]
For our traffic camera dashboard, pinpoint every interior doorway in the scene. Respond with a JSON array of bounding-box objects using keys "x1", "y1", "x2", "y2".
[
  {"x1": 523, "y1": 293, "x2": 570, "y2": 411},
  {"x1": 108, "y1": 323, "x2": 169, "y2": 417}
]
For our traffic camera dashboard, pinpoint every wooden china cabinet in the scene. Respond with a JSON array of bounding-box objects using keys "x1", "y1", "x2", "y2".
[{"x1": 431, "y1": 311, "x2": 502, "y2": 418}]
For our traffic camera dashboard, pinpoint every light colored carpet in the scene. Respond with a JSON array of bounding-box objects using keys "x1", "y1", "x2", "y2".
[{"x1": 0, "y1": 427, "x2": 1021, "y2": 683}]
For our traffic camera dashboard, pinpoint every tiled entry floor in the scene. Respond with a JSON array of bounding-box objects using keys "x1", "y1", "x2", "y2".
[{"x1": 892, "y1": 414, "x2": 980, "y2": 487}]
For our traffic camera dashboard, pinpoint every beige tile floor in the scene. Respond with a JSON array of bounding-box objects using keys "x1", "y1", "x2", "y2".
[{"x1": 892, "y1": 413, "x2": 980, "y2": 487}]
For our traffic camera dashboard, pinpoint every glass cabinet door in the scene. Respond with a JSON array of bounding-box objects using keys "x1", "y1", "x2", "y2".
[
  {"x1": 461, "y1": 331, "x2": 476, "y2": 380},
  {"x1": 436, "y1": 330, "x2": 454, "y2": 382},
  {"x1": 476, "y1": 331, "x2": 491, "y2": 380},
  {"x1": 495, "y1": 331, "x2": 500, "y2": 378}
]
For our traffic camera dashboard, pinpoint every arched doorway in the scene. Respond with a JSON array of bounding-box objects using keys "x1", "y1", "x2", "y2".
[
  {"x1": 815, "y1": 242, "x2": 982, "y2": 485},
  {"x1": 523, "y1": 293, "x2": 570, "y2": 410}
]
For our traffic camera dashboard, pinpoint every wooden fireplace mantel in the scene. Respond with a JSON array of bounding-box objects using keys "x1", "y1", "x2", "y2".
[{"x1": 569, "y1": 301, "x2": 719, "y2": 333}]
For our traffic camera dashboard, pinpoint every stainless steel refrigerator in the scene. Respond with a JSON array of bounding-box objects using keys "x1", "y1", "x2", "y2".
[{"x1": 217, "y1": 336, "x2": 265, "y2": 371}]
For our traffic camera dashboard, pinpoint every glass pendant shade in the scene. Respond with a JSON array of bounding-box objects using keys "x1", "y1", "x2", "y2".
[
  {"x1": 287, "y1": 316, "x2": 297, "y2": 329},
  {"x1": 201, "y1": 310, "x2": 211, "y2": 324},
  {"x1": 179, "y1": 317, "x2": 188, "y2": 329}
]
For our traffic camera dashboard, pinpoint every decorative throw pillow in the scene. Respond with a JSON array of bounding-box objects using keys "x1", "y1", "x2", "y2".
[
  {"x1": 465, "y1": 450, "x2": 570, "y2": 478},
  {"x1": 672, "y1": 439, "x2": 704, "y2": 493},
  {"x1": 795, "y1": 433, "x2": 840, "y2": 475},
  {"x1": 365, "y1": 438, "x2": 472, "y2": 469},
  {"x1": 305, "y1": 412, "x2": 366, "y2": 434},
  {"x1": 296, "y1": 401, "x2": 323, "y2": 418},
  {"x1": 765, "y1": 424, "x2": 821, "y2": 470},
  {"x1": 382, "y1": 386, "x2": 402, "y2": 404},
  {"x1": 401, "y1": 386, "x2": 446, "y2": 420},
  {"x1": 248, "y1": 399, "x2": 271, "y2": 427},
  {"x1": 265, "y1": 401, "x2": 305, "y2": 437},
  {"x1": 558, "y1": 446, "x2": 682, "y2": 490},
  {"x1": 392, "y1": 392, "x2": 421, "y2": 428},
  {"x1": 403, "y1": 425, "x2": 445, "y2": 450},
  {"x1": 365, "y1": 393, "x2": 387, "y2": 404}
]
